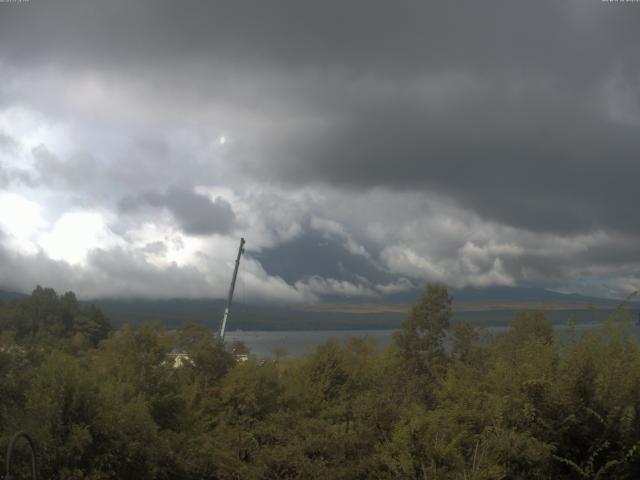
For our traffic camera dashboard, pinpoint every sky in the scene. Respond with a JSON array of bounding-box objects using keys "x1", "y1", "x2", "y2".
[{"x1": 0, "y1": 0, "x2": 639, "y2": 303}]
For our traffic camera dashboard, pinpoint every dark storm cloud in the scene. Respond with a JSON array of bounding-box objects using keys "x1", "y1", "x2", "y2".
[
  {"x1": 0, "y1": 1, "x2": 637, "y2": 76},
  {"x1": 120, "y1": 188, "x2": 236, "y2": 236},
  {"x1": 109, "y1": 139, "x2": 211, "y2": 193},
  {"x1": 0, "y1": 233, "x2": 78, "y2": 296},
  {"x1": 265, "y1": 80, "x2": 640, "y2": 234},
  {"x1": 32, "y1": 145, "x2": 98, "y2": 190},
  {"x1": 2, "y1": 1, "x2": 639, "y2": 237}
]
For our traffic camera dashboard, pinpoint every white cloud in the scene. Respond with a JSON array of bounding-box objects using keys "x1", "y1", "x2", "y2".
[
  {"x1": 295, "y1": 276, "x2": 379, "y2": 300},
  {"x1": 375, "y1": 278, "x2": 415, "y2": 295},
  {"x1": 0, "y1": 192, "x2": 47, "y2": 254},
  {"x1": 380, "y1": 245, "x2": 447, "y2": 281},
  {"x1": 38, "y1": 210, "x2": 123, "y2": 265},
  {"x1": 311, "y1": 216, "x2": 370, "y2": 257}
]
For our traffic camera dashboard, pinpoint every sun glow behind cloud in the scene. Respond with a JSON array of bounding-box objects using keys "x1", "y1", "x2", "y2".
[
  {"x1": 38, "y1": 211, "x2": 123, "y2": 265},
  {"x1": 0, "y1": 192, "x2": 47, "y2": 255}
]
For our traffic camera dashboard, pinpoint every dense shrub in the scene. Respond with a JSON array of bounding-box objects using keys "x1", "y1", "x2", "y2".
[{"x1": 1, "y1": 285, "x2": 639, "y2": 479}]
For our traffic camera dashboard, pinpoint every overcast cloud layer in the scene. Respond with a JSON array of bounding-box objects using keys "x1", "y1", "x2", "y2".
[{"x1": 0, "y1": 0, "x2": 639, "y2": 302}]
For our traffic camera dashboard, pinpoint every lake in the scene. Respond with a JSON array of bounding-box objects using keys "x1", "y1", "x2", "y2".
[{"x1": 225, "y1": 322, "x2": 640, "y2": 357}]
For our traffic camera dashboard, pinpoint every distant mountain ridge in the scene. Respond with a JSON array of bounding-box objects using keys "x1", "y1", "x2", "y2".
[
  {"x1": 1, "y1": 286, "x2": 637, "y2": 331},
  {"x1": 450, "y1": 286, "x2": 626, "y2": 306},
  {"x1": 0, "y1": 290, "x2": 28, "y2": 302},
  {"x1": 1, "y1": 285, "x2": 631, "y2": 307}
]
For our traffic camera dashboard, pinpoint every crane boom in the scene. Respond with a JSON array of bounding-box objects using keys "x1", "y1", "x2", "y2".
[{"x1": 219, "y1": 237, "x2": 245, "y2": 340}]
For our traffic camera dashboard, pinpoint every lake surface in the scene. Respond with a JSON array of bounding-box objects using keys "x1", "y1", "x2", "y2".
[{"x1": 226, "y1": 322, "x2": 640, "y2": 357}]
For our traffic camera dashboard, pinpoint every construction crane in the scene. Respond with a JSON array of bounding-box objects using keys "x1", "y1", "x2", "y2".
[{"x1": 219, "y1": 237, "x2": 245, "y2": 340}]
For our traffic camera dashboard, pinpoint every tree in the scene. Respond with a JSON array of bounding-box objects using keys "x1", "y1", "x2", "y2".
[
  {"x1": 393, "y1": 283, "x2": 452, "y2": 396},
  {"x1": 451, "y1": 321, "x2": 480, "y2": 365},
  {"x1": 176, "y1": 322, "x2": 236, "y2": 386},
  {"x1": 508, "y1": 310, "x2": 553, "y2": 347},
  {"x1": 0, "y1": 287, "x2": 111, "y2": 348}
]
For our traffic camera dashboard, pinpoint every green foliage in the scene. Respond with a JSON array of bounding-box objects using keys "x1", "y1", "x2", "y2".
[
  {"x1": 395, "y1": 284, "x2": 452, "y2": 369},
  {"x1": 0, "y1": 286, "x2": 111, "y2": 349},
  {"x1": 393, "y1": 283, "x2": 453, "y2": 404},
  {"x1": 2, "y1": 283, "x2": 640, "y2": 479}
]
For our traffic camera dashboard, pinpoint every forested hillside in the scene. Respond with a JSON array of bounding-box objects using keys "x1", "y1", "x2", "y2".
[{"x1": 1, "y1": 285, "x2": 640, "y2": 479}]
